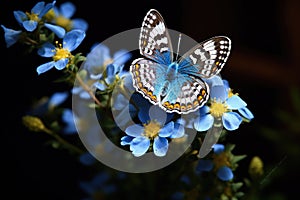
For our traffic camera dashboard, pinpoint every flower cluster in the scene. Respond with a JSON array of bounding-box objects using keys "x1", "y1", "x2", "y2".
[{"x1": 3, "y1": 1, "x2": 258, "y2": 200}]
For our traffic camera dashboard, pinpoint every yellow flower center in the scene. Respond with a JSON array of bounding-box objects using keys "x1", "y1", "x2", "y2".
[
  {"x1": 55, "y1": 15, "x2": 73, "y2": 31},
  {"x1": 209, "y1": 100, "x2": 228, "y2": 118},
  {"x1": 143, "y1": 121, "x2": 161, "y2": 139},
  {"x1": 228, "y1": 88, "x2": 238, "y2": 98},
  {"x1": 44, "y1": 9, "x2": 55, "y2": 22},
  {"x1": 213, "y1": 152, "x2": 231, "y2": 170},
  {"x1": 52, "y1": 41, "x2": 72, "y2": 61},
  {"x1": 26, "y1": 12, "x2": 39, "y2": 21}
]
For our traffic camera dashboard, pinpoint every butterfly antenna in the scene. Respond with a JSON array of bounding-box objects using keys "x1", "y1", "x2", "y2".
[{"x1": 175, "y1": 33, "x2": 182, "y2": 60}]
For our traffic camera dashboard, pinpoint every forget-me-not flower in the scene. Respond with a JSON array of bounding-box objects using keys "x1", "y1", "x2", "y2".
[
  {"x1": 196, "y1": 144, "x2": 234, "y2": 181},
  {"x1": 121, "y1": 104, "x2": 184, "y2": 157},
  {"x1": 1, "y1": 25, "x2": 22, "y2": 48},
  {"x1": 13, "y1": 1, "x2": 55, "y2": 32},
  {"x1": 194, "y1": 76, "x2": 254, "y2": 131},
  {"x1": 36, "y1": 29, "x2": 85, "y2": 74},
  {"x1": 46, "y1": 1, "x2": 88, "y2": 32}
]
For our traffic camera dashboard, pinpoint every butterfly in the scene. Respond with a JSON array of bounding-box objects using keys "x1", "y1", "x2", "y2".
[{"x1": 130, "y1": 9, "x2": 231, "y2": 114}]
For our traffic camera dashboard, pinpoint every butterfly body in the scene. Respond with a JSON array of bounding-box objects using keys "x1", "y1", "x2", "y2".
[{"x1": 130, "y1": 9, "x2": 231, "y2": 114}]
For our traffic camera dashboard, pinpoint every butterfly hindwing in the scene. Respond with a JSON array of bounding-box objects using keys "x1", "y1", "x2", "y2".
[
  {"x1": 139, "y1": 9, "x2": 173, "y2": 65},
  {"x1": 161, "y1": 75, "x2": 210, "y2": 114},
  {"x1": 178, "y1": 36, "x2": 231, "y2": 78}
]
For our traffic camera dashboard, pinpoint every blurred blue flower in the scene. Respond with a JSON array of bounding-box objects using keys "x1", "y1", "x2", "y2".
[
  {"x1": 121, "y1": 105, "x2": 184, "y2": 157},
  {"x1": 72, "y1": 44, "x2": 131, "y2": 99},
  {"x1": 48, "y1": 91, "x2": 68, "y2": 108},
  {"x1": 84, "y1": 43, "x2": 131, "y2": 80},
  {"x1": 51, "y1": 1, "x2": 88, "y2": 31},
  {"x1": 13, "y1": 1, "x2": 55, "y2": 32},
  {"x1": 1, "y1": 25, "x2": 22, "y2": 48},
  {"x1": 80, "y1": 172, "x2": 116, "y2": 197},
  {"x1": 194, "y1": 76, "x2": 253, "y2": 131},
  {"x1": 196, "y1": 144, "x2": 233, "y2": 181},
  {"x1": 61, "y1": 108, "x2": 77, "y2": 134},
  {"x1": 36, "y1": 29, "x2": 85, "y2": 74},
  {"x1": 79, "y1": 152, "x2": 97, "y2": 166}
]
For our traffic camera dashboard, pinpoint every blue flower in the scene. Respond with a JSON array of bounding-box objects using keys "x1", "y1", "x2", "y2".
[
  {"x1": 84, "y1": 43, "x2": 131, "y2": 80},
  {"x1": 13, "y1": 1, "x2": 55, "y2": 32},
  {"x1": 61, "y1": 108, "x2": 77, "y2": 134},
  {"x1": 196, "y1": 144, "x2": 234, "y2": 181},
  {"x1": 80, "y1": 172, "x2": 116, "y2": 197},
  {"x1": 1, "y1": 25, "x2": 22, "y2": 48},
  {"x1": 72, "y1": 44, "x2": 131, "y2": 98},
  {"x1": 50, "y1": 1, "x2": 88, "y2": 31},
  {"x1": 121, "y1": 105, "x2": 184, "y2": 157},
  {"x1": 194, "y1": 76, "x2": 254, "y2": 131},
  {"x1": 36, "y1": 29, "x2": 85, "y2": 74}
]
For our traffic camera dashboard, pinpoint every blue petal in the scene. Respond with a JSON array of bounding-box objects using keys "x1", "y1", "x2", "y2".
[
  {"x1": 39, "y1": 1, "x2": 55, "y2": 17},
  {"x1": 238, "y1": 107, "x2": 254, "y2": 120},
  {"x1": 36, "y1": 61, "x2": 55, "y2": 74},
  {"x1": 130, "y1": 136, "x2": 150, "y2": 157},
  {"x1": 86, "y1": 43, "x2": 110, "y2": 67},
  {"x1": 194, "y1": 114, "x2": 214, "y2": 132},
  {"x1": 170, "y1": 122, "x2": 185, "y2": 138},
  {"x1": 226, "y1": 95, "x2": 247, "y2": 110},
  {"x1": 125, "y1": 124, "x2": 144, "y2": 137},
  {"x1": 222, "y1": 112, "x2": 243, "y2": 131},
  {"x1": 1, "y1": 25, "x2": 22, "y2": 48},
  {"x1": 223, "y1": 79, "x2": 230, "y2": 91},
  {"x1": 200, "y1": 105, "x2": 210, "y2": 115},
  {"x1": 149, "y1": 105, "x2": 168, "y2": 123},
  {"x1": 79, "y1": 152, "x2": 96, "y2": 166},
  {"x1": 159, "y1": 121, "x2": 174, "y2": 137},
  {"x1": 63, "y1": 29, "x2": 85, "y2": 51},
  {"x1": 206, "y1": 76, "x2": 227, "y2": 102},
  {"x1": 213, "y1": 144, "x2": 225, "y2": 154},
  {"x1": 153, "y1": 137, "x2": 168, "y2": 156},
  {"x1": 49, "y1": 91, "x2": 68, "y2": 107},
  {"x1": 31, "y1": 2, "x2": 45, "y2": 15},
  {"x1": 62, "y1": 109, "x2": 77, "y2": 134},
  {"x1": 37, "y1": 42, "x2": 56, "y2": 57},
  {"x1": 44, "y1": 23, "x2": 65, "y2": 38},
  {"x1": 120, "y1": 136, "x2": 134, "y2": 146},
  {"x1": 72, "y1": 18, "x2": 89, "y2": 31},
  {"x1": 54, "y1": 58, "x2": 68, "y2": 70},
  {"x1": 113, "y1": 94, "x2": 128, "y2": 110},
  {"x1": 196, "y1": 159, "x2": 214, "y2": 172},
  {"x1": 79, "y1": 91, "x2": 91, "y2": 99},
  {"x1": 13, "y1": 11, "x2": 27, "y2": 24},
  {"x1": 94, "y1": 82, "x2": 106, "y2": 91},
  {"x1": 60, "y1": 2, "x2": 75, "y2": 18},
  {"x1": 113, "y1": 49, "x2": 131, "y2": 66},
  {"x1": 23, "y1": 20, "x2": 38, "y2": 32},
  {"x1": 217, "y1": 166, "x2": 234, "y2": 181},
  {"x1": 138, "y1": 108, "x2": 151, "y2": 124},
  {"x1": 106, "y1": 64, "x2": 115, "y2": 77}
]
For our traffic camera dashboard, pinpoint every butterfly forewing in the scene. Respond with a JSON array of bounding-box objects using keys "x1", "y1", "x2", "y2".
[
  {"x1": 139, "y1": 9, "x2": 173, "y2": 65},
  {"x1": 178, "y1": 36, "x2": 231, "y2": 78},
  {"x1": 131, "y1": 58, "x2": 170, "y2": 105}
]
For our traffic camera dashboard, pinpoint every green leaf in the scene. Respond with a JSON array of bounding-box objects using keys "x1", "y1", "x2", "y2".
[{"x1": 232, "y1": 155, "x2": 247, "y2": 164}]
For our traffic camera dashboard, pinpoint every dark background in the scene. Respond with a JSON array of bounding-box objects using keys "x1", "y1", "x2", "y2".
[{"x1": 1, "y1": 0, "x2": 299, "y2": 199}]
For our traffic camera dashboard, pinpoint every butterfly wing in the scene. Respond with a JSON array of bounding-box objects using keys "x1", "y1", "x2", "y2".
[
  {"x1": 160, "y1": 74, "x2": 210, "y2": 114},
  {"x1": 178, "y1": 36, "x2": 231, "y2": 78},
  {"x1": 130, "y1": 58, "x2": 169, "y2": 105},
  {"x1": 139, "y1": 9, "x2": 173, "y2": 65}
]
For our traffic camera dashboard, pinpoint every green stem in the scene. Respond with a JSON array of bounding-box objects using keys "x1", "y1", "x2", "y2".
[{"x1": 43, "y1": 127, "x2": 85, "y2": 155}]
